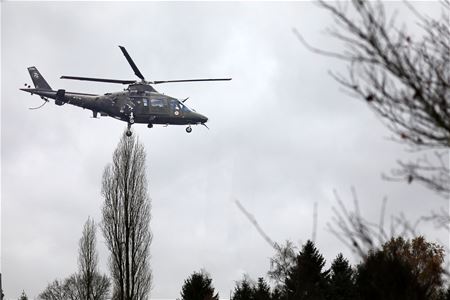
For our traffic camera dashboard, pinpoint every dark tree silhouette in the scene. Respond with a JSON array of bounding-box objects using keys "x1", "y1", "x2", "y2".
[
  {"x1": 232, "y1": 277, "x2": 254, "y2": 300},
  {"x1": 296, "y1": 0, "x2": 450, "y2": 198},
  {"x1": 253, "y1": 278, "x2": 271, "y2": 300},
  {"x1": 381, "y1": 236, "x2": 445, "y2": 298},
  {"x1": 180, "y1": 270, "x2": 219, "y2": 300},
  {"x1": 327, "y1": 253, "x2": 355, "y2": 300},
  {"x1": 285, "y1": 240, "x2": 329, "y2": 300},
  {"x1": 270, "y1": 287, "x2": 284, "y2": 300},
  {"x1": 356, "y1": 249, "x2": 426, "y2": 300},
  {"x1": 102, "y1": 131, "x2": 152, "y2": 300},
  {"x1": 355, "y1": 236, "x2": 446, "y2": 300},
  {"x1": 18, "y1": 291, "x2": 28, "y2": 300}
]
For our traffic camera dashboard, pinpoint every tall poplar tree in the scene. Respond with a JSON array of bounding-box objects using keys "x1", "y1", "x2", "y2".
[{"x1": 102, "y1": 131, "x2": 152, "y2": 300}]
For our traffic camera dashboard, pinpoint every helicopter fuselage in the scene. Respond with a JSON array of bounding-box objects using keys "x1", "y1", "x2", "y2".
[{"x1": 21, "y1": 83, "x2": 208, "y2": 127}]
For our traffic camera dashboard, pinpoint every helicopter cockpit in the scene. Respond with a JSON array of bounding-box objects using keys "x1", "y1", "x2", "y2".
[{"x1": 169, "y1": 98, "x2": 193, "y2": 113}]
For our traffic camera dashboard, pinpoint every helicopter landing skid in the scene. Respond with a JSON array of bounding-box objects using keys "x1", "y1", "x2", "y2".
[{"x1": 126, "y1": 122, "x2": 133, "y2": 137}]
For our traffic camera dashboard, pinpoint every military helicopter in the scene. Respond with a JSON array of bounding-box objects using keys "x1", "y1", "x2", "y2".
[{"x1": 20, "y1": 46, "x2": 231, "y2": 136}]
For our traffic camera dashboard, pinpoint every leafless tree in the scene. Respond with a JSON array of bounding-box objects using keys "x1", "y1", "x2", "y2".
[
  {"x1": 78, "y1": 217, "x2": 110, "y2": 300},
  {"x1": 101, "y1": 131, "x2": 152, "y2": 300},
  {"x1": 39, "y1": 218, "x2": 110, "y2": 300},
  {"x1": 268, "y1": 240, "x2": 297, "y2": 287},
  {"x1": 39, "y1": 280, "x2": 70, "y2": 300},
  {"x1": 327, "y1": 188, "x2": 450, "y2": 276},
  {"x1": 327, "y1": 188, "x2": 422, "y2": 257},
  {"x1": 294, "y1": 0, "x2": 449, "y2": 198},
  {"x1": 90, "y1": 274, "x2": 111, "y2": 300},
  {"x1": 39, "y1": 276, "x2": 83, "y2": 300},
  {"x1": 79, "y1": 217, "x2": 97, "y2": 299}
]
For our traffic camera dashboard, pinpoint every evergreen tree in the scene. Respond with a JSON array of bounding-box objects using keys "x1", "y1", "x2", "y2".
[
  {"x1": 18, "y1": 291, "x2": 27, "y2": 300},
  {"x1": 253, "y1": 278, "x2": 271, "y2": 300},
  {"x1": 270, "y1": 287, "x2": 284, "y2": 300},
  {"x1": 181, "y1": 270, "x2": 219, "y2": 300},
  {"x1": 327, "y1": 253, "x2": 355, "y2": 300},
  {"x1": 285, "y1": 240, "x2": 329, "y2": 300},
  {"x1": 232, "y1": 277, "x2": 254, "y2": 300}
]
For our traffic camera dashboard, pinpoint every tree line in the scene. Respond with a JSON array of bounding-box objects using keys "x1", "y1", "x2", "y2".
[{"x1": 180, "y1": 237, "x2": 449, "y2": 300}]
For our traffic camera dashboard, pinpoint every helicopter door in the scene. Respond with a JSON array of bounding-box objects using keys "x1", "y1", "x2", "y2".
[{"x1": 131, "y1": 96, "x2": 150, "y2": 115}]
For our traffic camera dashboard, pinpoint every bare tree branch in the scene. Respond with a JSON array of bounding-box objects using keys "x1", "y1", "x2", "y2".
[
  {"x1": 295, "y1": 0, "x2": 450, "y2": 199},
  {"x1": 234, "y1": 198, "x2": 277, "y2": 250}
]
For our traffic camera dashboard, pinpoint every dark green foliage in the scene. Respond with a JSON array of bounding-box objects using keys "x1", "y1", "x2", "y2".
[
  {"x1": 181, "y1": 271, "x2": 219, "y2": 300},
  {"x1": 232, "y1": 277, "x2": 254, "y2": 300},
  {"x1": 232, "y1": 276, "x2": 282, "y2": 300},
  {"x1": 354, "y1": 237, "x2": 446, "y2": 300},
  {"x1": 327, "y1": 253, "x2": 355, "y2": 300},
  {"x1": 355, "y1": 250, "x2": 427, "y2": 300},
  {"x1": 284, "y1": 240, "x2": 329, "y2": 300},
  {"x1": 270, "y1": 287, "x2": 284, "y2": 300},
  {"x1": 253, "y1": 278, "x2": 271, "y2": 300}
]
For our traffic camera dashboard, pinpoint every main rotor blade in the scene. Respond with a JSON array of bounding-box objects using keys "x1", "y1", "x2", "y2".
[
  {"x1": 60, "y1": 76, "x2": 136, "y2": 84},
  {"x1": 119, "y1": 46, "x2": 145, "y2": 81},
  {"x1": 152, "y1": 78, "x2": 232, "y2": 84}
]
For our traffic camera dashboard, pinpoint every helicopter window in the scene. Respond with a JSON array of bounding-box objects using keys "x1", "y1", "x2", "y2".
[
  {"x1": 143, "y1": 98, "x2": 148, "y2": 107},
  {"x1": 179, "y1": 102, "x2": 190, "y2": 112},
  {"x1": 150, "y1": 99, "x2": 165, "y2": 108},
  {"x1": 169, "y1": 99, "x2": 180, "y2": 111}
]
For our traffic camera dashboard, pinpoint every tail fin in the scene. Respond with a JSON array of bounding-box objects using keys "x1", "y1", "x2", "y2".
[{"x1": 28, "y1": 66, "x2": 52, "y2": 90}]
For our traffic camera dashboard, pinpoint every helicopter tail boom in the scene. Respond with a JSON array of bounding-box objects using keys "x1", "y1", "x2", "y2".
[{"x1": 27, "y1": 66, "x2": 52, "y2": 90}]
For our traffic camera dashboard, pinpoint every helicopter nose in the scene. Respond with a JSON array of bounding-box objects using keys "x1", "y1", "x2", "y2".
[
  {"x1": 193, "y1": 112, "x2": 208, "y2": 123},
  {"x1": 200, "y1": 114, "x2": 208, "y2": 123}
]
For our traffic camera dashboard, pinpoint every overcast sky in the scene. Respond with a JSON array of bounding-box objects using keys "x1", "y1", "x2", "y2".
[{"x1": 1, "y1": 1, "x2": 448, "y2": 299}]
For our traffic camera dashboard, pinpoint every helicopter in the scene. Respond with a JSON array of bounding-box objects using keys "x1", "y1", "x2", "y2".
[{"x1": 20, "y1": 46, "x2": 231, "y2": 136}]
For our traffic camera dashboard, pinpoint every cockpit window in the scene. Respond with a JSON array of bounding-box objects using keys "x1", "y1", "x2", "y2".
[
  {"x1": 150, "y1": 98, "x2": 165, "y2": 108},
  {"x1": 169, "y1": 99, "x2": 191, "y2": 113},
  {"x1": 169, "y1": 99, "x2": 180, "y2": 111},
  {"x1": 179, "y1": 102, "x2": 190, "y2": 112}
]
